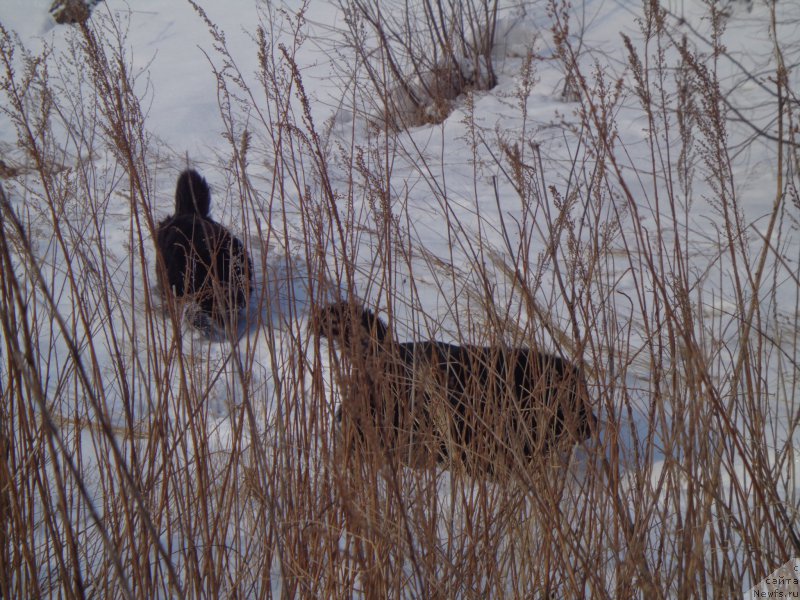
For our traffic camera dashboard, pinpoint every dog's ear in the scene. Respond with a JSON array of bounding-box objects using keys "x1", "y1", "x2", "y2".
[{"x1": 175, "y1": 169, "x2": 211, "y2": 217}]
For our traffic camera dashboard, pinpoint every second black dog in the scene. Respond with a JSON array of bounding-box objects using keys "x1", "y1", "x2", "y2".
[{"x1": 316, "y1": 301, "x2": 597, "y2": 475}]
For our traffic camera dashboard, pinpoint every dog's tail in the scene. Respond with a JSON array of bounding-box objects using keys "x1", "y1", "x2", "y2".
[{"x1": 175, "y1": 169, "x2": 211, "y2": 217}]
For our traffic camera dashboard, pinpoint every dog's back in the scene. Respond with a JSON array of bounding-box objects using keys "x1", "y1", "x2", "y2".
[{"x1": 398, "y1": 339, "x2": 595, "y2": 465}]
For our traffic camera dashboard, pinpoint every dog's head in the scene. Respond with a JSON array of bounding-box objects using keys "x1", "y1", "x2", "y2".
[
  {"x1": 175, "y1": 169, "x2": 211, "y2": 217},
  {"x1": 313, "y1": 302, "x2": 389, "y2": 346}
]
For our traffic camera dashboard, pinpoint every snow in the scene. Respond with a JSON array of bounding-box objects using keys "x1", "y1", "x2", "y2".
[{"x1": 1, "y1": 0, "x2": 799, "y2": 595}]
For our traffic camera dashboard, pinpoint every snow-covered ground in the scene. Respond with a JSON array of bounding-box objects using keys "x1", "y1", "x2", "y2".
[{"x1": 1, "y1": 0, "x2": 799, "y2": 596}]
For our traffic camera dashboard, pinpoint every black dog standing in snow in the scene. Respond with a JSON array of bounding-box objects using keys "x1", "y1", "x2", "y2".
[
  {"x1": 316, "y1": 301, "x2": 597, "y2": 475},
  {"x1": 156, "y1": 169, "x2": 252, "y2": 333}
]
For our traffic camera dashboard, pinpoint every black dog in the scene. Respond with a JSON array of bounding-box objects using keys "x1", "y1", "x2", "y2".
[
  {"x1": 156, "y1": 170, "x2": 252, "y2": 330},
  {"x1": 315, "y1": 301, "x2": 596, "y2": 474}
]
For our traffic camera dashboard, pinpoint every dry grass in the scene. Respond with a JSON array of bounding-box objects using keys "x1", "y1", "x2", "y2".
[
  {"x1": 333, "y1": 0, "x2": 499, "y2": 128},
  {"x1": 0, "y1": 1, "x2": 799, "y2": 597}
]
